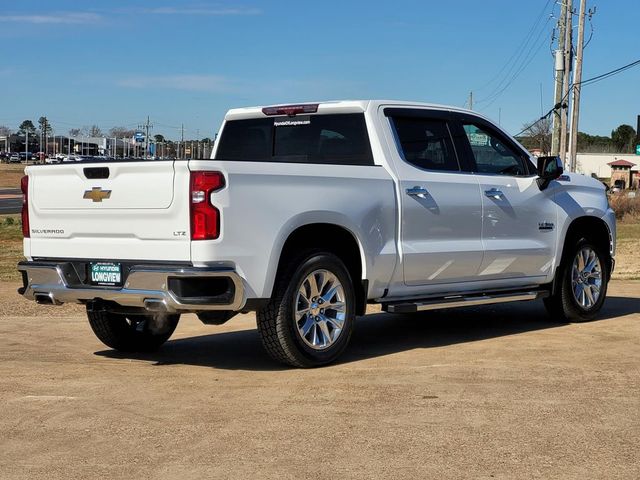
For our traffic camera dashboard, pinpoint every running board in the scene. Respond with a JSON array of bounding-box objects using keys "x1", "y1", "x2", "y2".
[{"x1": 384, "y1": 290, "x2": 548, "y2": 314}]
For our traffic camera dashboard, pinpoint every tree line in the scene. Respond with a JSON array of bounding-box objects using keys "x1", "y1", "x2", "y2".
[
  {"x1": 518, "y1": 119, "x2": 638, "y2": 154},
  {"x1": 0, "y1": 118, "x2": 211, "y2": 143}
]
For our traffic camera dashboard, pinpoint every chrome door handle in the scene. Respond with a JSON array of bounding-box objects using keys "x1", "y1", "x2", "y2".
[
  {"x1": 484, "y1": 188, "x2": 504, "y2": 199},
  {"x1": 406, "y1": 186, "x2": 428, "y2": 198}
]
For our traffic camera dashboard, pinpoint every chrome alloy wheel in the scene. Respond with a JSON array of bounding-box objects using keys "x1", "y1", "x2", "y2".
[
  {"x1": 295, "y1": 269, "x2": 347, "y2": 350},
  {"x1": 571, "y1": 246, "x2": 602, "y2": 310}
]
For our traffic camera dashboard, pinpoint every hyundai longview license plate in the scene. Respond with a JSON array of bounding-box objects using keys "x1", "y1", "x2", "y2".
[{"x1": 89, "y1": 262, "x2": 122, "y2": 286}]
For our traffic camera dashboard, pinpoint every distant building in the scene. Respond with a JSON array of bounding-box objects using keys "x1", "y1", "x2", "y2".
[
  {"x1": 607, "y1": 159, "x2": 637, "y2": 190},
  {"x1": 575, "y1": 153, "x2": 639, "y2": 187}
]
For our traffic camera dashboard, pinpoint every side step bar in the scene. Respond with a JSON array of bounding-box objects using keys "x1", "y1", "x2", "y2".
[{"x1": 384, "y1": 290, "x2": 548, "y2": 314}]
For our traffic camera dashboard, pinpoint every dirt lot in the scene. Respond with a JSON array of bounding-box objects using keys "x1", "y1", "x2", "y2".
[{"x1": 1, "y1": 280, "x2": 639, "y2": 479}]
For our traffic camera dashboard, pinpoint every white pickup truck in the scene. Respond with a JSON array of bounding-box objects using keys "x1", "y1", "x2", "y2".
[{"x1": 18, "y1": 100, "x2": 616, "y2": 367}]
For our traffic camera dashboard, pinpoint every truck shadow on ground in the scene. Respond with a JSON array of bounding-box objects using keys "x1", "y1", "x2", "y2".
[{"x1": 94, "y1": 296, "x2": 639, "y2": 371}]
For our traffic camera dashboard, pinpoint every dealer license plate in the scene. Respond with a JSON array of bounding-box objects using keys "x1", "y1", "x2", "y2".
[{"x1": 89, "y1": 262, "x2": 122, "y2": 286}]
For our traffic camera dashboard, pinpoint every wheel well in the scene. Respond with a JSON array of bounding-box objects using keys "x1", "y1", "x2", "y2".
[
  {"x1": 562, "y1": 216, "x2": 613, "y2": 270},
  {"x1": 276, "y1": 224, "x2": 366, "y2": 315}
]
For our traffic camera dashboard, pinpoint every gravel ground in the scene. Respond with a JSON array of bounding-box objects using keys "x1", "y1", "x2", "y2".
[{"x1": 1, "y1": 280, "x2": 639, "y2": 479}]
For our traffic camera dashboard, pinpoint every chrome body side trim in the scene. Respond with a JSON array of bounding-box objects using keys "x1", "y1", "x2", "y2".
[{"x1": 18, "y1": 262, "x2": 245, "y2": 313}]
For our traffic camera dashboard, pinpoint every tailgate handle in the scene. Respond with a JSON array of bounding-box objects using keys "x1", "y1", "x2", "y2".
[{"x1": 84, "y1": 167, "x2": 110, "y2": 179}]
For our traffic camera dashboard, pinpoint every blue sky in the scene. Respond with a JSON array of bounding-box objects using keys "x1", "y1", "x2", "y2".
[{"x1": 0, "y1": 0, "x2": 638, "y2": 140}]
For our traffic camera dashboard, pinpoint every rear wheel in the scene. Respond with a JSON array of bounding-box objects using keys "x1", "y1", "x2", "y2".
[
  {"x1": 256, "y1": 250, "x2": 356, "y2": 367},
  {"x1": 544, "y1": 238, "x2": 609, "y2": 322},
  {"x1": 87, "y1": 309, "x2": 180, "y2": 352}
]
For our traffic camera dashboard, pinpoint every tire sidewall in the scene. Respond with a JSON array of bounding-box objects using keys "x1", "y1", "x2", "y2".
[
  {"x1": 561, "y1": 238, "x2": 608, "y2": 320},
  {"x1": 281, "y1": 253, "x2": 356, "y2": 365}
]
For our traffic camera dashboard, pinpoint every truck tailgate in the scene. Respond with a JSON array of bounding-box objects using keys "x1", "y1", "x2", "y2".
[{"x1": 25, "y1": 161, "x2": 192, "y2": 262}]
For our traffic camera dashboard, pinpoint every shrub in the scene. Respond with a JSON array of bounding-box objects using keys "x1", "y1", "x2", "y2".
[{"x1": 609, "y1": 194, "x2": 640, "y2": 222}]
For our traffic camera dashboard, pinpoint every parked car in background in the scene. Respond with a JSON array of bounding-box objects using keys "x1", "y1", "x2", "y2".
[
  {"x1": 9, "y1": 153, "x2": 21, "y2": 163},
  {"x1": 18, "y1": 152, "x2": 38, "y2": 162}
]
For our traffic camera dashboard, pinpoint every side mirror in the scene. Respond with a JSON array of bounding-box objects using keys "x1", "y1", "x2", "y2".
[{"x1": 536, "y1": 156, "x2": 563, "y2": 190}]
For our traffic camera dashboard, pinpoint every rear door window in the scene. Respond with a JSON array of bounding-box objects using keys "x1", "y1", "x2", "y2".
[
  {"x1": 215, "y1": 113, "x2": 374, "y2": 165},
  {"x1": 389, "y1": 116, "x2": 460, "y2": 172}
]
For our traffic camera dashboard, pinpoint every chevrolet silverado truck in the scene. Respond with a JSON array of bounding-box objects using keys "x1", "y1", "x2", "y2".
[{"x1": 18, "y1": 100, "x2": 616, "y2": 367}]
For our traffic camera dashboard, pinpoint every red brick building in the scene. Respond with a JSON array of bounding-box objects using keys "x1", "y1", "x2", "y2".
[{"x1": 607, "y1": 159, "x2": 637, "y2": 190}]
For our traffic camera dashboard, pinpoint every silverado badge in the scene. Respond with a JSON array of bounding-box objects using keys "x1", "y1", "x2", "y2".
[{"x1": 83, "y1": 187, "x2": 112, "y2": 202}]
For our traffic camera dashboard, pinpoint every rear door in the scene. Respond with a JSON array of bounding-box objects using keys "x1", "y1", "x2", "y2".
[
  {"x1": 383, "y1": 108, "x2": 483, "y2": 286},
  {"x1": 27, "y1": 160, "x2": 192, "y2": 262},
  {"x1": 453, "y1": 115, "x2": 557, "y2": 281}
]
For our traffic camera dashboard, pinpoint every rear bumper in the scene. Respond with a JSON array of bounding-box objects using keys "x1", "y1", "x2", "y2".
[{"x1": 17, "y1": 261, "x2": 245, "y2": 313}]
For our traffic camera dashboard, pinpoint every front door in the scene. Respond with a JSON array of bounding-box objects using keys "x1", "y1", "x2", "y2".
[{"x1": 456, "y1": 118, "x2": 557, "y2": 281}]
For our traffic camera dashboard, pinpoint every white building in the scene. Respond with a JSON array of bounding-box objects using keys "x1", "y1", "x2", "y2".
[{"x1": 575, "y1": 153, "x2": 639, "y2": 180}]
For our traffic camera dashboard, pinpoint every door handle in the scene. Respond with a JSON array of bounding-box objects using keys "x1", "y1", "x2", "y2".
[
  {"x1": 406, "y1": 186, "x2": 429, "y2": 198},
  {"x1": 484, "y1": 188, "x2": 504, "y2": 199}
]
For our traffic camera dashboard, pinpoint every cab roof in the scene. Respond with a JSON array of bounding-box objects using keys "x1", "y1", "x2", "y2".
[{"x1": 224, "y1": 100, "x2": 479, "y2": 121}]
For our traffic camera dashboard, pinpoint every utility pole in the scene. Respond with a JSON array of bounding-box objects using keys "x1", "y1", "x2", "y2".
[
  {"x1": 180, "y1": 123, "x2": 184, "y2": 160},
  {"x1": 551, "y1": 3, "x2": 567, "y2": 155},
  {"x1": 138, "y1": 116, "x2": 153, "y2": 160},
  {"x1": 468, "y1": 91, "x2": 473, "y2": 110},
  {"x1": 559, "y1": 0, "x2": 573, "y2": 164},
  {"x1": 567, "y1": 0, "x2": 587, "y2": 172}
]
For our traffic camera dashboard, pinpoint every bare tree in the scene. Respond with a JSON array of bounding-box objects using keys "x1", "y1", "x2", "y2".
[
  {"x1": 109, "y1": 127, "x2": 135, "y2": 138},
  {"x1": 521, "y1": 117, "x2": 552, "y2": 155},
  {"x1": 69, "y1": 128, "x2": 81, "y2": 137},
  {"x1": 88, "y1": 125, "x2": 103, "y2": 137},
  {"x1": 0, "y1": 125, "x2": 12, "y2": 136}
]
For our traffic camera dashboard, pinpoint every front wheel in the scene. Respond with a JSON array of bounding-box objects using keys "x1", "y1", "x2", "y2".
[
  {"x1": 256, "y1": 250, "x2": 356, "y2": 367},
  {"x1": 544, "y1": 238, "x2": 609, "y2": 322},
  {"x1": 87, "y1": 309, "x2": 180, "y2": 352}
]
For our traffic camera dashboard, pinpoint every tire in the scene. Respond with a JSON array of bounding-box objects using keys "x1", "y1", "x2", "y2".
[
  {"x1": 87, "y1": 309, "x2": 180, "y2": 352},
  {"x1": 256, "y1": 250, "x2": 356, "y2": 368},
  {"x1": 544, "y1": 237, "x2": 609, "y2": 322}
]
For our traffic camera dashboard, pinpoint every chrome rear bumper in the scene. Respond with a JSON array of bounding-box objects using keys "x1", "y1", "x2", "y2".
[{"x1": 18, "y1": 261, "x2": 245, "y2": 313}]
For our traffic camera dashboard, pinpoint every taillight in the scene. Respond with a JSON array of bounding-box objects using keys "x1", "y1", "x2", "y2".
[
  {"x1": 21, "y1": 175, "x2": 29, "y2": 238},
  {"x1": 190, "y1": 171, "x2": 224, "y2": 240}
]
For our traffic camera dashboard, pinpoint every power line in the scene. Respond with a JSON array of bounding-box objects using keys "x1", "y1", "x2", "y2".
[
  {"x1": 513, "y1": 57, "x2": 640, "y2": 138},
  {"x1": 579, "y1": 59, "x2": 640, "y2": 87},
  {"x1": 477, "y1": 14, "x2": 554, "y2": 108},
  {"x1": 475, "y1": 1, "x2": 555, "y2": 107},
  {"x1": 476, "y1": 0, "x2": 553, "y2": 94}
]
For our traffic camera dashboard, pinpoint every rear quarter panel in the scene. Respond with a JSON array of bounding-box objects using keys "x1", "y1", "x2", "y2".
[{"x1": 188, "y1": 160, "x2": 397, "y2": 299}]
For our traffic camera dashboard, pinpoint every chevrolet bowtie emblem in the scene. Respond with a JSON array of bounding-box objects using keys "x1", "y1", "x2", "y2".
[{"x1": 83, "y1": 187, "x2": 112, "y2": 202}]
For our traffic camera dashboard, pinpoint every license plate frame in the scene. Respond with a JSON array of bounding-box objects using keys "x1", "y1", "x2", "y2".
[{"x1": 89, "y1": 262, "x2": 123, "y2": 287}]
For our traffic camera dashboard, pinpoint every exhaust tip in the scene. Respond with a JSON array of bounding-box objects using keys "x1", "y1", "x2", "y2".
[
  {"x1": 34, "y1": 293, "x2": 60, "y2": 305},
  {"x1": 144, "y1": 299, "x2": 169, "y2": 312}
]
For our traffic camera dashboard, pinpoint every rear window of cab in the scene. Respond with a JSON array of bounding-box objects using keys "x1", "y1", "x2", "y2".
[{"x1": 214, "y1": 113, "x2": 374, "y2": 166}]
